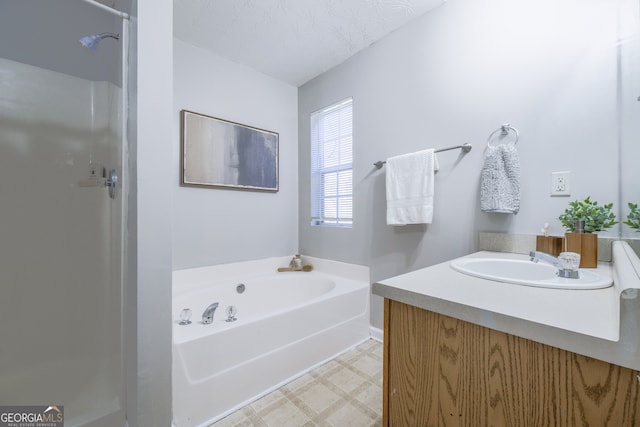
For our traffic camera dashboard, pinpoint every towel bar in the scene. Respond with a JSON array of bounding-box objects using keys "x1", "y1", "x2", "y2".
[{"x1": 373, "y1": 142, "x2": 472, "y2": 169}]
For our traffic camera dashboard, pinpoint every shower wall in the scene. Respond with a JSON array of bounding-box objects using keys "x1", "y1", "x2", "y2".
[
  {"x1": 0, "y1": 58, "x2": 123, "y2": 427},
  {"x1": 0, "y1": 0, "x2": 121, "y2": 84}
]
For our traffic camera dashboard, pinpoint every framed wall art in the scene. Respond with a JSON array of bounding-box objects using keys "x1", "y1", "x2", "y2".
[{"x1": 180, "y1": 109, "x2": 279, "y2": 192}]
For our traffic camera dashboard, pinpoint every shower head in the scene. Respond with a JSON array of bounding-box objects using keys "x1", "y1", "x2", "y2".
[{"x1": 79, "y1": 32, "x2": 119, "y2": 51}]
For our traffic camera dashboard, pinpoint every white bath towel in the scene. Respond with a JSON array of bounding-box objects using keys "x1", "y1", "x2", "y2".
[
  {"x1": 386, "y1": 149, "x2": 439, "y2": 225},
  {"x1": 480, "y1": 144, "x2": 521, "y2": 214}
]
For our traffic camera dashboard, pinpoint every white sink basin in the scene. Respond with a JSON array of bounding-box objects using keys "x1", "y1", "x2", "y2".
[{"x1": 450, "y1": 257, "x2": 612, "y2": 290}]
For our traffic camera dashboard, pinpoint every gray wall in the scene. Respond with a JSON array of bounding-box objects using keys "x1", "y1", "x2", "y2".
[
  {"x1": 133, "y1": 0, "x2": 173, "y2": 425},
  {"x1": 299, "y1": 0, "x2": 624, "y2": 329},
  {"x1": 172, "y1": 39, "x2": 299, "y2": 270}
]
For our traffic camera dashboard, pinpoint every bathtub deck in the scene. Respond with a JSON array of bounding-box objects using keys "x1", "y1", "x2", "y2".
[{"x1": 209, "y1": 339, "x2": 383, "y2": 427}]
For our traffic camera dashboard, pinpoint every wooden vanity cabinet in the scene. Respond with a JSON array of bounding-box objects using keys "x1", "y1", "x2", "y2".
[{"x1": 383, "y1": 299, "x2": 640, "y2": 427}]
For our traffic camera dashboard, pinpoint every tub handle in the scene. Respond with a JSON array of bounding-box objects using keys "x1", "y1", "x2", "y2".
[
  {"x1": 178, "y1": 308, "x2": 192, "y2": 325},
  {"x1": 225, "y1": 306, "x2": 238, "y2": 322}
]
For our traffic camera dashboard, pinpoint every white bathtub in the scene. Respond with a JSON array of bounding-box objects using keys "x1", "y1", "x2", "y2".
[{"x1": 172, "y1": 256, "x2": 370, "y2": 427}]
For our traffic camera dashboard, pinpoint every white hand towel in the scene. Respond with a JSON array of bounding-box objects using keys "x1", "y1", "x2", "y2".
[
  {"x1": 480, "y1": 144, "x2": 521, "y2": 214},
  {"x1": 386, "y1": 149, "x2": 439, "y2": 225}
]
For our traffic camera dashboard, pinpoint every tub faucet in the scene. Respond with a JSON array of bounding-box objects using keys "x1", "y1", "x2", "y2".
[
  {"x1": 529, "y1": 251, "x2": 579, "y2": 279},
  {"x1": 202, "y1": 302, "x2": 219, "y2": 324}
]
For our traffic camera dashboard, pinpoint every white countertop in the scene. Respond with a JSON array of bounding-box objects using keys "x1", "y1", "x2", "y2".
[
  {"x1": 375, "y1": 251, "x2": 617, "y2": 340},
  {"x1": 373, "y1": 248, "x2": 640, "y2": 370}
]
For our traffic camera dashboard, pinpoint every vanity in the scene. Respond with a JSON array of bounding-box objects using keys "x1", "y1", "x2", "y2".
[{"x1": 373, "y1": 241, "x2": 640, "y2": 426}]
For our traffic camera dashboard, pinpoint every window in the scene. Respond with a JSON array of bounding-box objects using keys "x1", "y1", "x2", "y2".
[{"x1": 310, "y1": 98, "x2": 353, "y2": 227}]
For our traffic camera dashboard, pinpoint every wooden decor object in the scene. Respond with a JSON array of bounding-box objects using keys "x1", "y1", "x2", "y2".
[
  {"x1": 564, "y1": 232, "x2": 598, "y2": 268},
  {"x1": 535, "y1": 235, "x2": 564, "y2": 257}
]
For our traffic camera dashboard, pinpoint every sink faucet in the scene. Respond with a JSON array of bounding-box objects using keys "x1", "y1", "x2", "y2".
[
  {"x1": 529, "y1": 251, "x2": 579, "y2": 279},
  {"x1": 202, "y1": 302, "x2": 219, "y2": 324},
  {"x1": 529, "y1": 251, "x2": 560, "y2": 267}
]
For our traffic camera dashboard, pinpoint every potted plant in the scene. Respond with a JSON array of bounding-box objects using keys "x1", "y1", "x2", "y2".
[
  {"x1": 559, "y1": 196, "x2": 618, "y2": 233},
  {"x1": 624, "y1": 202, "x2": 640, "y2": 231},
  {"x1": 558, "y1": 197, "x2": 617, "y2": 268}
]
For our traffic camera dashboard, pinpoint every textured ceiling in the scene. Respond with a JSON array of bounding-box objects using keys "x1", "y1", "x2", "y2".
[{"x1": 173, "y1": 0, "x2": 445, "y2": 87}]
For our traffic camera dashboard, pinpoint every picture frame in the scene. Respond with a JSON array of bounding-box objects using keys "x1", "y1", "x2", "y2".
[{"x1": 180, "y1": 109, "x2": 279, "y2": 192}]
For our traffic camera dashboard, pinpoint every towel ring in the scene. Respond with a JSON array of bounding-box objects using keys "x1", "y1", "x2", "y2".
[{"x1": 487, "y1": 123, "x2": 519, "y2": 148}]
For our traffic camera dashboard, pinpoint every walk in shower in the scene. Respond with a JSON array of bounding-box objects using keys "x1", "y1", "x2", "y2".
[{"x1": 0, "y1": 1, "x2": 129, "y2": 426}]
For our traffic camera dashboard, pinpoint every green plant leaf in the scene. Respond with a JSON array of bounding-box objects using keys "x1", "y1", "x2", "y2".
[
  {"x1": 624, "y1": 202, "x2": 640, "y2": 231},
  {"x1": 559, "y1": 197, "x2": 617, "y2": 233}
]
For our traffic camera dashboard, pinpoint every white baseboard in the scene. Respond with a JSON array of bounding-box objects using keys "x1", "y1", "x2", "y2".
[{"x1": 370, "y1": 326, "x2": 383, "y2": 343}]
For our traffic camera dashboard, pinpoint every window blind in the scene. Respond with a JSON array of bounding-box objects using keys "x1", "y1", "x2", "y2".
[{"x1": 310, "y1": 98, "x2": 353, "y2": 227}]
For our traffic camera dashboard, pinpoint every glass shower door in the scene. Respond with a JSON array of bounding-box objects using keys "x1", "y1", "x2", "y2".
[{"x1": 0, "y1": 1, "x2": 126, "y2": 426}]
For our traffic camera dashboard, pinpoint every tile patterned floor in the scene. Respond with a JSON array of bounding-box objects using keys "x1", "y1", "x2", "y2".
[{"x1": 210, "y1": 339, "x2": 383, "y2": 427}]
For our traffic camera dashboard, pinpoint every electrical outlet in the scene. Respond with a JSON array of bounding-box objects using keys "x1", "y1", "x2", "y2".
[{"x1": 551, "y1": 171, "x2": 571, "y2": 196}]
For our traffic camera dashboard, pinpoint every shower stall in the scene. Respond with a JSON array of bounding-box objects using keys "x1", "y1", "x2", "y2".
[{"x1": 0, "y1": 1, "x2": 129, "y2": 426}]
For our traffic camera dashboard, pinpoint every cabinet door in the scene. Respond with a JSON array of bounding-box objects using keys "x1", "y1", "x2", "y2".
[
  {"x1": 386, "y1": 300, "x2": 488, "y2": 426},
  {"x1": 384, "y1": 299, "x2": 640, "y2": 427}
]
